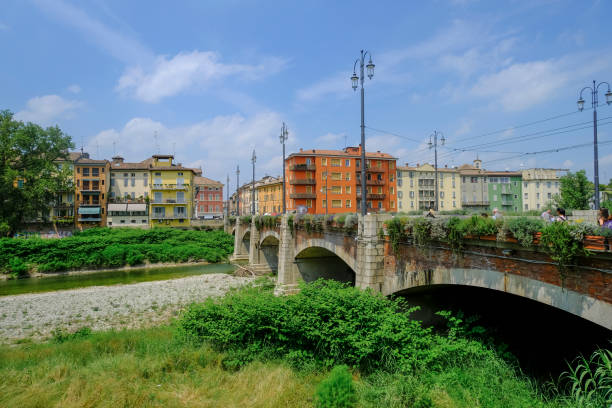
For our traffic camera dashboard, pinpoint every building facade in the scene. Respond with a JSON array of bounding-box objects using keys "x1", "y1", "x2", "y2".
[
  {"x1": 107, "y1": 156, "x2": 150, "y2": 227},
  {"x1": 397, "y1": 163, "x2": 461, "y2": 211},
  {"x1": 74, "y1": 154, "x2": 110, "y2": 229},
  {"x1": 149, "y1": 155, "x2": 195, "y2": 227},
  {"x1": 256, "y1": 176, "x2": 283, "y2": 215},
  {"x1": 486, "y1": 172, "x2": 522, "y2": 212},
  {"x1": 194, "y1": 176, "x2": 224, "y2": 218},
  {"x1": 285, "y1": 146, "x2": 397, "y2": 214},
  {"x1": 458, "y1": 160, "x2": 490, "y2": 211},
  {"x1": 50, "y1": 152, "x2": 79, "y2": 225},
  {"x1": 521, "y1": 168, "x2": 567, "y2": 211}
]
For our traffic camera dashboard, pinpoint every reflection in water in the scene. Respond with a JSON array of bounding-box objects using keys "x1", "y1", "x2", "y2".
[
  {"x1": 0, "y1": 263, "x2": 236, "y2": 296},
  {"x1": 397, "y1": 285, "x2": 611, "y2": 379}
]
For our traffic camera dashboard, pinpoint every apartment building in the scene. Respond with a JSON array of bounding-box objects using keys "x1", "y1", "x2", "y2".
[
  {"x1": 194, "y1": 176, "x2": 224, "y2": 218},
  {"x1": 256, "y1": 176, "x2": 283, "y2": 215},
  {"x1": 50, "y1": 152, "x2": 80, "y2": 225},
  {"x1": 486, "y1": 171, "x2": 522, "y2": 212},
  {"x1": 457, "y1": 159, "x2": 491, "y2": 211},
  {"x1": 149, "y1": 155, "x2": 195, "y2": 227},
  {"x1": 397, "y1": 163, "x2": 461, "y2": 211},
  {"x1": 74, "y1": 153, "x2": 110, "y2": 228},
  {"x1": 521, "y1": 168, "x2": 568, "y2": 211},
  {"x1": 285, "y1": 146, "x2": 397, "y2": 214},
  {"x1": 107, "y1": 156, "x2": 150, "y2": 227}
]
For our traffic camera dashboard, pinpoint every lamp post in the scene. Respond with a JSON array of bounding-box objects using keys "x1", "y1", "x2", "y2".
[
  {"x1": 578, "y1": 80, "x2": 612, "y2": 210},
  {"x1": 280, "y1": 122, "x2": 288, "y2": 214},
  {"x1": 351, "y1": 49, "x2": 375, "y2": 216},
  {"x1": 226, "y1": 174, "x2": 229, "y2": 218},
  {"x1": 428, "y1": 131, "x2": 446, "y2": 211},
  {"x1": 320, "y1": 163, "x2": 329, "y2": 215},
  {"x1": 236, "y1": 165, "x2": 240, "y2": 216},
  {"x1": 251, "y1": 149, "x2": 256, "y2": 215}
]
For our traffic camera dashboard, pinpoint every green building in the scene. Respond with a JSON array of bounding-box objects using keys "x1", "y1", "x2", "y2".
[{"x1": 486, "y1": 171, "x2": 522, "y2": 213}]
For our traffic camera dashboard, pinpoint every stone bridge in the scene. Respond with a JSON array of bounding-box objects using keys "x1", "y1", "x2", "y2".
[{"x1": 227, "y1": 214, "x2": 612, "y2": 329}]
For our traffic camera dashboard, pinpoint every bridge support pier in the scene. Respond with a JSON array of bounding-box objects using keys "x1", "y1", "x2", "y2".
[
  {"x1": 230, "y1": 220, "x2": 249, "y2": 262},
  {"x1": 275, "y1": 214, "x2": 300, "y2": 295},
  {"x1": 355, "y1": 214, "x2": 391, "y2": 291}
]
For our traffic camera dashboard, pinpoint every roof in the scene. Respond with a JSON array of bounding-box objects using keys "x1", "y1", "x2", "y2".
[
  {"x1": 74, "y1": 157, "x2": 108, "y2": 165},
  {"x1": 485, "y1": 171, "x2": 521, "y2": 177},
  {"x1": 193, "y1": 176, "x2": 223, "y2": 186},
  {"x1": 111, "y1": 158, "x2": 153, "y2": 170},
  {"x1": 397, "y1": 164, "x2": 458, "y2": 173},
  {"x1": 152, "y1": 154, "x2": 174, "y2": 159},
  {"x1": 287, "y1": 147, "x2": 396, "y2": 160}
]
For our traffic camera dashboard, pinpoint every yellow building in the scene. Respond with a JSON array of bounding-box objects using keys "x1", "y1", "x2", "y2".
[
  {"x1": 256, "y1": 176, "x2": 283, "y2": 215},
  {"x1": 521, "y1": 168, "x2": 568, "y2": 211},
  {"x1": 149, "y1": 155, "x2": 196, "y2": 227},
  {"x1": 50, "y1": 152, "x2": 80, "y2": 225},
  {"x1": 397, "y1": 163, "x2": 461, "y2": 211},
  {"x1": 107, "y1": 156, "x2": 151, "y2": 227}
]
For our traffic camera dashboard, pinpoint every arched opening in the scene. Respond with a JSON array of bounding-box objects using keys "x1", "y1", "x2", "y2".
[
  {"x1": 241, "y1": 231, "x2": 250, "y2": 255},
  {"x1": 294, "y1": 246, "x2": 355, "y2": 285},
  {"x1": 260, "y1": 235, "x2": 279, "y2": 273},
  {"x1": 393, "y1": 284, "x2": 612, "y2": 379}
]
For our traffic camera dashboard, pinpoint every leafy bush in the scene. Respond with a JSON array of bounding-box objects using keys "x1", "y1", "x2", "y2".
[
  {"x1": 178, "y1": 280, "x2": 493, "y2": 373},
  {"x1": 314, "y1": 365, "x2": 356, "y2": 408},
  {"x1": 9, "y1": 257, "x2": 28, "y2": 277},
  {"x1": 506, "y1": 217, "x2": 544, "y2": 247},
  {"x1": 51, "y1": 326, "x2": 92, "y2": 343},
  {"x1": 462, "y1": 215, "x2": 498, "y2": 237},
  {"x1": 540, "y1": 222, "x2": 589, "y2": 273},
  {"x1": 0, "y1": 229, "x2": 234, "y2": 273}
]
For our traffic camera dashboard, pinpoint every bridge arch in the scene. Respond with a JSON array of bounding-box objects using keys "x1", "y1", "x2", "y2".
[
  {"x1": 240, "y1": 228, "x2": 251, "y2": 255},
  {"x1": 258, "y1": 231, "x2": 280, "y2": 273},
  {"x1": 294, "y1": 239, "x2": 357, "y2": 285},
  {"x1": 385, "y1": 266, "x2": 612, "y2": 329}
]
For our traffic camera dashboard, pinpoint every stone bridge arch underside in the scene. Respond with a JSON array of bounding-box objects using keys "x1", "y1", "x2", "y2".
[{"x1": 384, "y1": 261, "x2": 612, "y2": 330}]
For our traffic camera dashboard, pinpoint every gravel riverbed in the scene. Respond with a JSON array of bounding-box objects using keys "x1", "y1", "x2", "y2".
[{"x1": 0, "y1": 274, "x2": 254, "y2": 343}]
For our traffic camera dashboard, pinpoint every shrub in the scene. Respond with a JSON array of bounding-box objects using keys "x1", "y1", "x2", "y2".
[
  {"x1": 8, "y1": 257, "x2": 28, "y2": 277},
  {"x1": 506, "y1": 217, "x2": 544, "y2": 247},
  {"x1": 51, "y1": 326, "x2": 92, "y2": 343},
  {"x1": 540, "y1": 222, "x2": 589, "y2": 274},
  {"x1": 314, "y1": 365, "x2": 357, "y2": 408}
]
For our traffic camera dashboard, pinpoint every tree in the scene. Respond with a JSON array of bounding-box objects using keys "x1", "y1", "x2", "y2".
[
  {"x1": 0, "y1": 110, "x2": 74, "y2": 235},
  {"x1": 553, "y1": 170, "x2": 593, "y2": 210}
]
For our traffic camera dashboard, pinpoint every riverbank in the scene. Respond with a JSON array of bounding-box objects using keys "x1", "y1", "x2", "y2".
[{"x1": 0, "y1": 273, "x2": 254, "y2": 343}]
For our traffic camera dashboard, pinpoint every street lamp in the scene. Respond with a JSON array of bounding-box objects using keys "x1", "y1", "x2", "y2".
[
  {"x1": 280, "y1": 122, "x2": 288, "y2": 214},
  {"x1": 428, "y1": 131, "x2": 446, "y2": 211},
  {"x1": 236, "y1": 165, "x2": 240, "y2": 216},
  {"x1": 351, "y1": 50, "x2": 375, "y2": 216},
  {"x1": 226, "y1": 174, "x2": 229, "y2": 218},
  {"x1": 251, "y1": 149, "x2": 257, "y2": 215},
  {"x1": 577, "y1": 80, "x2": 612, "y2": 210},
  {"x1": 320, "y1": 162, "x2": 329, "y2": 215}
]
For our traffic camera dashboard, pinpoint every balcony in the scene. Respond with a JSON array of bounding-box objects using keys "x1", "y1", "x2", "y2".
[
  {"x1": 78, "y1": 201, "x2": 100, "y2": 206},
  {"x1": 365, "y1": 179, "x2": 385, "y2": 186},
  {"x1": 501, "y1": 201, "x2": 514, "y2": 206},
  {"x1": 151, "y1": 183, "x2": 189, "y2": 190},
  {"x1": 289, "y1": 178, "x2": 316, "y2": 185},
  {"x1": 52, "y1": 203, "x2": 74, "y2": 209},
  {"x1": 462, "y1": 201, "x2": 490, "y2": 206},
  {"x1": 78, "y1": 217, "x2": 102, "y2": 222},
  {"x1": 80, "y1": 189, "x2": 101, "y2": 193},
  {"x1": 150, "y1": 214, "x2": 188, "y2": 220},
  {"x1": 152, "y1": 199, "x2": 186, "y2": 204},
  {"x1": 289, "y1": 193, "x2": 316, "y2": 199},
  {"x1": 357, "y1": 166, "x2": 385, "y2": 173},
  {"x1": 357, "y1": 193, "x2": 386, "y2": 200},
  {"x1": 109, "y1": 198, "x2": 146, "y2": 204},
  {"x1": 290, "y1": 164, "x2": 316, "y2": 171}
]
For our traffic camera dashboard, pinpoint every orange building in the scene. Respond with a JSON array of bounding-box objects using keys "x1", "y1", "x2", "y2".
[{"x1": 285, "y1": 146, "x2": 397, "y2": 214}]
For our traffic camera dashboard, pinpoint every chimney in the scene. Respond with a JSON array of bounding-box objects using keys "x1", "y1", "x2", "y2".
[
  {"x1": 112, "y1": 156, "x2": 124, "y2": 164},
  {"x1": 299, "y1": 148, "x2": 303, "y2": 152}
]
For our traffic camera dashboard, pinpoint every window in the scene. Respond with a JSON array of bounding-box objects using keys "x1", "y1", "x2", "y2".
[
  {"x1": 124, "y1": 179, "x2": 128, "y2": 187},
  {"x1": 345, "y1": 172, "x2": 351, "y2": 181},
  {"x1": 524, "y1": 193, "x2": 528, "y2": 199},
  {"x1": 345, "y1": 186, "x2": 351, "y2": 194},
  {"x1": 346, "y1": 200, "x2": 351, "y2": 208},
  {"x1": 390, "y1": 187, "x2": 394, "y2": 194},
  {"x1": 154, "y1": 192, "x2": 162, "y2": 203},
  {"x1": 124, "y1": 173, "x2": 128, "y2": 177},
  {"x1": 397, "y1": 179, "x2": 402, "y2": 187},
  {"x1": 306, "y1": 158, "x2": 312, "y2": 165},
  {"x1": 155, "y1": 172, "x2": 161, "y2": 176},
  {"x1": 453, "y1": 201, "x2": 456, "y2": 208},
  {"x1": 331, "y1": 158, "x2": 341, "y2": 167},
  {"x1": 111, "y1": 179, "x2": 115, "y2": 186},
  {"x1": 177, "y1": 172, "x2": 183, "y2": 176},
  {"x1": 536, "y1": 182, "x2": 540, "y2": 188},
  {"x1": 92, "y1": 168, "x2": 99, "y2": 177},
  {"x1": 547, "y1": 192, "x2": 551, "y2": 199},
  {"x1": 410, "y1": 191, "x2": 414, "y2": 198},
  {"x1": 391, "y1": 201, "x2": 395, "y2": 209},
  {"x1": 390, "y1": 162, "x2": 395, "y2": 170},
  {"x1": 410, "y1": 201, "x2": 414, "y2": 208},
  {"x1": 306, "y1": 199, "x2": 312, "y2": 208},
  {"x1": 322, "y1": 200, "x2": 327, "y2": 208},
  {"x1": 378, "y1": 201, "x2": 382, "y2": 209},
  {"x1": 390, "y1": 174, "x2": 394, "y2": 182},
  {"x1": 398, "y1": 191, "x2": 403, "y2": 198},
  {"x1": 131, "y1": 192, "x2": 135, "y2": 199},
  {"x1": 131, "y1": 178, "x2": 135, "y2": 187},
  {"x1": 321, "y1": 158, "x2": 327, "y2": 166},
  {"x1": 536, "y1": 193, "x2": 540, "y2": 199},
  {"x1": 331, "y1": 172, "x2": 342, "y2": 181},
  {"x1": 547, "y1": 182, "x2": 551, "y2": 188},
  {"x1": 332, "y1": 200, "x2": 342, "y2": 208},
  {"x1": 345, "y1": 159, "x2": 350, "y2": 167},
  {"x1": 83, "y1": 168, "x2": 89, "y2": 176},
  {"x1": 493, "y1": 184, "x2": 497, "y2": 191},
  {"x1": 440, "y1": 191, "x2": 444, "y2": 198},
  {"x1": 331, "y1": 186, "x2": 341, "y2": 194},
  {"x1": 524, "y1": 204, "x2": 528, "y2": 210},
  {"x1": 471, "y1": 177, "x2": 478, "y2": 183},
  {"x1": 537, "y1": 203, "x2": 541, "y2": 209},
  {"x1": 77, "y1": 167, "x2": 80, "y2": 174},
  {"x1": 440, "y1": 201, "x2": 444, "y2": 208},
  {"x1": 452, "y1": 191, "x2": 456, "y2": 198},
  {"x1": 524, "y1": 182, "x2": 528, "y2": 188},
  {"x1": 144, "y1": 175, "x2": 148, "y2": 186}
]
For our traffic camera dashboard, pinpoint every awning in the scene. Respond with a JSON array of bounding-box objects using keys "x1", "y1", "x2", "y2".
[
  {"x1": 108, "y1": 204, "x2": 127, "y2": 211},
  {"x1": 127, "y1": 203, "x2": 147, "y2": 211},
  {"x1": 78, "y1": 207, "x2": 101, "y2": 215}
]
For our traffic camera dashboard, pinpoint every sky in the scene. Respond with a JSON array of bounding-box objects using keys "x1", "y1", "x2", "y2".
[{"x1": 2, "y1": 0, "x2": 612, "y2": 189}]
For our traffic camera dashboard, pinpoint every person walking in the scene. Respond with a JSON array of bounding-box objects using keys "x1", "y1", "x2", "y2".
[
  {"x1": 492, "y1": 208, "x2": 501, "y2": 220},
  {"x1": 555, "y1": 208, "x2": 567, "y2": 222},
  {"x1": 598, "y1": 208, "x2": 612, "y2": 228},
  {"x1": 541, "y1": 209, "x2": 552, "y2": 222}
]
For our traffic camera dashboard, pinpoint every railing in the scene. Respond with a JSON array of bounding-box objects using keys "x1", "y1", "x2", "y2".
[
  {"x1": 80, "y1": 188, "x2": 101, "y2": 193},
  {"x1": 78, "y1": 201, "x2": 100, "y2": 206},
  {"x1": 357, "y1": 166, "x2": 385, "y2": 173},
  {"x1": 462, "y1": 201, "x2": 490, "y2": 206},
  {"x1": 151, "y1": 199, "x2": 186, "y2": 204},
  {"x1": 150, "y1": 214, "x2": 188, "y2": 220},
  {"x1": 151, "y1": 183, "x2": 189, "y2": 190},
  {"x1": 290, "y1": 164, "x2": 316, "y2": 171},
  {"x1": 289, "y1": 193, "x2": 317, "y2": 199},
  {"x1": 108, "y1": 198, "x2": 147, "y2": 204},
  {"x1": 366, "y1": 179, "x2": 385, "y2": 185},
  {"x1": 78, "y1": 217, "x2": 102, "y2": 222},
  {"x1": 289, "y1": 179, "x2": 317, "y2": 185},
  {"x1": 357, "y1": 193, "x2": 386, "y2": 200}
]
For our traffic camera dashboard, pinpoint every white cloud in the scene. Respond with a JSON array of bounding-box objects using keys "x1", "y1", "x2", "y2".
[
  {"x1": 88, "y1": 112, "x2": 286, "y2": 182},
  {"x1": 563, "y1": 159, "x2": 575, "y2": 168},
  {"x1": 315, "y1": 132, "x2": 346, "y2": 147},
  {"x1": 0, "y1": 23, "x2": 9, "y2": 31},
  {"x1": 15, "y1": 95, "x2": 82, "y2": 126},
  {"x1": 116, "y1": 51, "x2": 288, "y2": 103},
  {"x1": 67, "y1": 84, "x2": 81, "y2": 94},
  {"x1": 296, "y1": 73, "x2": 350, "y2": 102}
]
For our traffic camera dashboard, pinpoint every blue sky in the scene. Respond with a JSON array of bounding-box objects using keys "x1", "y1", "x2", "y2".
[{"x1": 2, "y1": 0, "x2": 612, "y2": 187}]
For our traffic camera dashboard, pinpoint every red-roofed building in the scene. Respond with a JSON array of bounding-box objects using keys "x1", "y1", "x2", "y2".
[
  {"x1": 194, "y1": 176, "x2": 224, "y2": 218},
  {"x1": 285, "y1": 146, "x2": 397, "y2": 214}
]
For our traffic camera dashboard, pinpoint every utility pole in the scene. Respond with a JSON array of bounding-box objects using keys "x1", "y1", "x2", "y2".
[
  {"x1": 428, "y1": 131, "x2": 446, "y2": 211},
  {"x1": 578, "y1": 80, "x2": 612, "y2": 210},
  {"x1": 236, "y1": 165, "x2": 240, "y2": 216},
  {"x1": 351, "y1": 50, "x2": 375, "y2": 216},
  {"x1": 251, "y1": 150, "x2": 257, "y2": 215},
  {"x1": 280, "y1": 123, "x2": 288, "y2": 214},
  {"x1": 226, "y1": 174, "x2": 230, "y2": 218}
]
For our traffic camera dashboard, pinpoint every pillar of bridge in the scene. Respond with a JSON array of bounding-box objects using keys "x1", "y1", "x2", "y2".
[
  {"x1": 275, "y1": 214, "x2": 300, "y2": 295},
  {"x1": 355, "y1": 213, "x2": 392, "y2": 292},
  {"x1": 230, "y1": 219, "x2": 249, "y2": 261}
]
